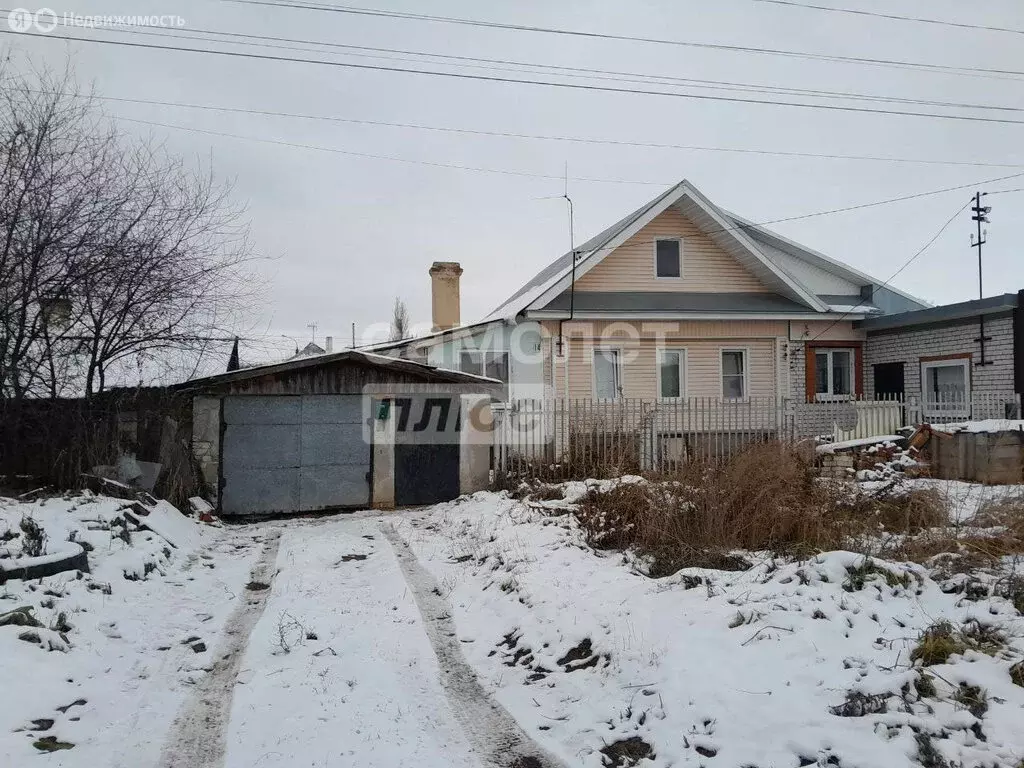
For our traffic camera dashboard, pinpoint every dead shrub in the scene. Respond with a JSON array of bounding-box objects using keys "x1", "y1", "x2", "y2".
[
  {"x1": 19, "y1": 515, "x2": 45, "y2": 557},
  {"x1": 972, "y1": 491, "x2": 1024, "y2": 532},
  {"x1": 843, "y1": 558, "x2": 912, "y2": 592},
  {"x1": 1010, "y1": 661, "x2": 1024, "y2": 688},
  {"x1": 575, "y1": 443, "x2": 857, "y2": 574},
  {"x1": 911, "y1": 621, "x2": 967, "y2": 666},
  {"x1": 953, "y1": 683, "x2": 988, "y2": 719},
  {"x1": 867, "y1": 485, "x2": 947, "y2": 533},
  {"x1": 528, "y1": 484, "x2": 565, "y2": 502}
]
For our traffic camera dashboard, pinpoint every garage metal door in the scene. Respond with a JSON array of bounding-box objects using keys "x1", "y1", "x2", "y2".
[{"x1": 221, "y1": 395, "x2": 370, "y2": 515}]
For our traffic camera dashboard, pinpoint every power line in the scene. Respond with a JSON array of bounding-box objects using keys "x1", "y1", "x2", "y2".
[
  {"x1": 35, "y1": 19, "x2": 1024, "y2": 113},
  {"x1": 751, "y1": 0, "x2": 1024, "y2": 36},
  {"x1": 807, "y1": 199, "x2": 972, "y2": 341},
  {"x1": 225, "y1": 0, "x2": 1024, "y2": 81},
  {"x1": 8, "y1": 29, "x2": 1024, "y2": 126},
  {"x1": 114, "y1": 115, "x2": 670, "y2": 185},
  {"x1": 115, "y1": 110, "x2": 1024, "y2": 250},
  {"x1": 68, "y1": 92, "x2": 1024, "y2": 170}
]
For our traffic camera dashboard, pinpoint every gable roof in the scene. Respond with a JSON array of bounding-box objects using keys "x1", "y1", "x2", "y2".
[
  {"x1": 487, "y1": 179, "x2": 926, "y2": 321},
  {"x1": 175, "y1": 349, "x2": 503, "y2": 391},
  {"x1": 721, "y1": 210, "x2": 928, "y2": 310}
]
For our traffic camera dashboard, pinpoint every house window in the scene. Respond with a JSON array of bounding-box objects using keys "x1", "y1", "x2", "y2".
[
  {"x1": 658, "y1": 349, "x2": 686, "y2": 398},
  {"x1": 814, "y1": 348, "x2": 854, "y2": 399},
  {"x1": 593, "y1": 349, "x2": 621, "y2": 399},
  {"x1": 484, "y1": 351, "x2": 509, "y2": 382},
  {"x1": 460, "y1": 350, "x2": 509, "y2": 382},
  {"x1": 654, "y1": 239, "x2": 682, "y2": 278},
  {"x1": 721, "y1": 349, "x2": 747, "y2": 399},
  {"x1": 921, "y1": 357, "x2": 970, "y2": 417}
]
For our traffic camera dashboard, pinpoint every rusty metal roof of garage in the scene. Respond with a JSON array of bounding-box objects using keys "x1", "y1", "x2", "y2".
[{"x1": 175, "y1": 349, "x2": 503, "y2": 391}]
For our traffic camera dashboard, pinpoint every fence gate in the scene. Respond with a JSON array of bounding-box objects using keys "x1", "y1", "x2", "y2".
[{"x1": 221, "y1": 395, "x2": 371, "y2": 515}]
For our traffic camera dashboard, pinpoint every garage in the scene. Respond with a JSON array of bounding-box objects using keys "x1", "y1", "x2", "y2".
[
  {"x1": 221, "y1": 395, "x2": 370, "y2": 515},
  {"x1": 180, "y1": 350, "x2": 500, "y2": 516}
]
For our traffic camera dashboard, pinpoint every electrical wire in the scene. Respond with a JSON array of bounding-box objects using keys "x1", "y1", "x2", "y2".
[
  {"x1": 8, "y1": 28, "x2": 1024, "y2": 126},
  {"x1": 806, "y1": 199, "x2": 973, "y2": 341},
  {"x1": 750, "y1": 0, "x2": 1024, "y2": 36},
  {"x1": 61, "y1": 91, "x2": 1023, "y2": 170},
  {"x1": 225, "y1": 0, "x2": 1024, "y2": 81},
  {"x1": 25, "y1": 17, "x2": 1024, "y2": 113},
  {"x1": 118, "y1": 109, "x2": 1024, "y2": 261}
]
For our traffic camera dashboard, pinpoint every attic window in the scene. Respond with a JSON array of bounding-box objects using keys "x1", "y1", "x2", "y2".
[{"x1": 655, "y1": 239, "x2": 682, "y2": 278}]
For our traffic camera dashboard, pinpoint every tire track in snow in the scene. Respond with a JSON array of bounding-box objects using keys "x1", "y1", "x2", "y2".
[
  {"x1": 156, "y1": 531, "x2": 281, "y2": 768},
  {"x1": 381, "y1": 523, "x2": 569, "y2": 768}
]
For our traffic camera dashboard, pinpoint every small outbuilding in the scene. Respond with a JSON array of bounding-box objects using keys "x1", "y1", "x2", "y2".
[{"x1": 177, "y1": 350, "x2": 501, "y2": 516}]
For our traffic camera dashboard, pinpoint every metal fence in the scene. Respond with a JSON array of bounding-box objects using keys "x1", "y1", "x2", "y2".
[{"x1": 492, "y1": 391, "x2": 1022, "y2": 478}]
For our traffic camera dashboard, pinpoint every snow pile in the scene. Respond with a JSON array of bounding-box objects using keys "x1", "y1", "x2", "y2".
[
  {"x1": 0, "y1": 492, "x2": 261, "y2": 765},
  {"x1": 0, "y1": 491, "x2": 203, "y2": 582},
  {"x1": 933, "y1": 420, "x2": 1024, "y2": 434},
  {"x1": 398, "y1": 492, "x2": 1024, "y2": 768}
]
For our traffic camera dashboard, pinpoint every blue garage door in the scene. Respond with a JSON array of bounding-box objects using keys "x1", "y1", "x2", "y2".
[{"x1": 221, "y1": 395, "x2": 370, "y2": 515}]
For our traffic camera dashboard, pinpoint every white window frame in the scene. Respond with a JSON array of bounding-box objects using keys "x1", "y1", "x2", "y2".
[
  {"x1": 921, "y1": 357, "x2": 971, "y2": 419},
  {"x1": 653, "y1": 238, "x2": 683, "y2": 280},
  {"x1": 657, "y1": 348, "x2": 688, "y2": 399},
  {"x1": 720, "y1": 348, "x2": 749, "y2": 401},
  {"x1": 459, "y1": 349, "x2": 509, "y2": 382},
  {"x1": 592, "y1": 347, "x2": 623, "y2": 400},
  {"x1": 813, "y1": 348, "x2": 856, "y2": 401}
]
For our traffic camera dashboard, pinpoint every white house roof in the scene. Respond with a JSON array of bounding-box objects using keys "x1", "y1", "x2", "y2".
[{"x1": 487, "y1": 179, "x2": 928, "y2": 321}]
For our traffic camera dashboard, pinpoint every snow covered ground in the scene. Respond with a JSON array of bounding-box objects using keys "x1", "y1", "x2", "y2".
[
  {"x1": 396, "y1": 492, "x2": 1024, "y2": 768},
  {"x1": 3, "y1": 483, "x2": 1023, "y2": 768},
  {"x1": 0, "y1": 493, "x2": 267, "y2": 766}
]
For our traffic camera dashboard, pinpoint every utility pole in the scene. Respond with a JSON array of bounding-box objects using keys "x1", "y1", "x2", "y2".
[
  {"x1": 970, "y1": 192, "x2": 992, "y2": 366},
  {"x1": 307, "y1": 321, "x2": 318, "y2": 344}
]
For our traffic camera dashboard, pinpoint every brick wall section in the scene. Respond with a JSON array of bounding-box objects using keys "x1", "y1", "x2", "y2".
[{"x1": 863, "y1": 313, "x2": 1015, "y2": 398}]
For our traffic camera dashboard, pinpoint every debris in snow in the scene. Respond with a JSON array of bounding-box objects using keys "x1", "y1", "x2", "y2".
[
  {"x1": 815, "y1": 435, "x2": 905, "y2": 454},
  {"x1": 32, "y1": 736, "x2": 74, "y2": 752},
  {"x1": 0, "y1": 605, "x2": 42, "y2": 627}
]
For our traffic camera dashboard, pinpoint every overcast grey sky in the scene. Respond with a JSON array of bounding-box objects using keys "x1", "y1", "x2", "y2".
[{"x1": 6, "y1": 0, "x2": 1024, "y2": 360}]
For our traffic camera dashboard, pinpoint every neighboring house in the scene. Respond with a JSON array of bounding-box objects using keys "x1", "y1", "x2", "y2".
[
  {"x1": 378, "y1": 180, "x2": 928, "y2": 406},
  {"x1": 859, "y1": 292, "x2": 1024, "y2": 420}
]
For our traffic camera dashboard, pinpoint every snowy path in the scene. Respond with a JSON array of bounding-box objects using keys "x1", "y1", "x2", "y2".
[
  {"x1": 157, "y1": 531, "x2": 282, "y2": 768},
  {"x1": 221, "y1": 515, "x2": 492, "y2": 768},
  {"x1": 382, "y1": 523, "x2": 569, "y2": 768}
]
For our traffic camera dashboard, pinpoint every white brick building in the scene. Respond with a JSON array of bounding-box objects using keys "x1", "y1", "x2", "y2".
[{"x1": 859, "y1": 292, "x2": 1023, "y2": 419}]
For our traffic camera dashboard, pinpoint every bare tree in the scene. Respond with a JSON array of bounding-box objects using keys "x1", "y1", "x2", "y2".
[
  {"x1": 389, "y1": 297, "x2": 410, "y2": 342},
  {"x1": 0, "y1": 61, "x2": 256, "y2": 399}
]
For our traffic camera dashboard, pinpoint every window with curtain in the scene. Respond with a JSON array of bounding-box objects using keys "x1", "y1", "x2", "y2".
[
  {"x1": 814, "y1": 349, "x2": 854, "y2": 399},
  {"x1": 593, "y1": 349, "x2": 621, "y2": 399},
  {"x1": 721, "y1": 349, "x2": 746, "y2": 399},
  {"x1": 658, "y1": 349, "x2": 685, "y2": 398}
]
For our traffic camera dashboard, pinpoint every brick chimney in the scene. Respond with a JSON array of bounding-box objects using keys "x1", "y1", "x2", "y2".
[{"x1": 429, "y1": 261, "x2": 463, "y2": 332}]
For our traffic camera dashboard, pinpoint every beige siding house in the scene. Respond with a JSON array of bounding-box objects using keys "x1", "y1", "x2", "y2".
[
  {"x1": 481, "y1": 180, "x2": 926, "y2": 404},
  {"x1": 377, "y1": 179, "x2": 926, "y2": 407}
]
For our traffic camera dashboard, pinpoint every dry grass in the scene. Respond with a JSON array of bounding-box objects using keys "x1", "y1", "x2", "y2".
[
  {"x1": 911, "y1": 622, "x2": 967, "y2": 666},
  {"x1": 549, "y1": 441, "x2": 1024, "y2": 578},
  {"x1": 575, "y1": 443, "x2": 861, "y2": 573}
]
